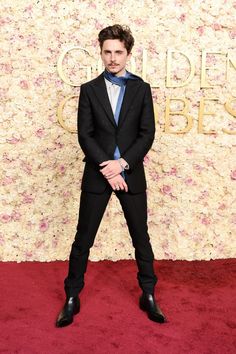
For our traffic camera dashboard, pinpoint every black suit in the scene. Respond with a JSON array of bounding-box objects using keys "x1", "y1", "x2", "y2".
[{"x1": 64, "y1": 73, "x2": 158, "y2": 296}]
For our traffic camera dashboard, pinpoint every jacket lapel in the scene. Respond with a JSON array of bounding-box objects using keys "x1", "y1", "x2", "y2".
[
  {"x1": 118, "y1": 79, "x2": 142, "y2": 128},
  {"x1": 91, "y1": 73, "x2": 142, "y2": 128},
  {"x1": 91, "y1": 74, "x2": 116, "y2": 127}
]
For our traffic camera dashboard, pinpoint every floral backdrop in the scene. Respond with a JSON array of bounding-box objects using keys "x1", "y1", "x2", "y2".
[{"x1": 0, "y1": 0, "x2": 235, "y2": 262}]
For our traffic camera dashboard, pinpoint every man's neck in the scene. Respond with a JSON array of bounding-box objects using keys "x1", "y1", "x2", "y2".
[
  {"x1": 107, "y1": 69, "x2": 127, "y2": 77},
  {"x1": 116, "y1": 70, "x2": 126, "y2": 77}
]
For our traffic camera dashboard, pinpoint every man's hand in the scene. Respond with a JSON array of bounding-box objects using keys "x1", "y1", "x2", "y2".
[
  {"x1": 99, "y1": 160, "x2": 122, "y2": 179},
  {"x1": 107, "y1": 174, "x2": 128, "y2": 192}
]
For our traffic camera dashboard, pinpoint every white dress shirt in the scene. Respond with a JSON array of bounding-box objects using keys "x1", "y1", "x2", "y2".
[{"x1": 104, "y1": 78, "x2": 121, "y2": 115}]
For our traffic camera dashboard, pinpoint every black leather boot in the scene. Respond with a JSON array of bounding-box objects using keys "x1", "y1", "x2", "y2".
[
  {"x1": 139, "y1": 292, "x2": 166, "y2": 323},
  {"x1": 56, "y1": 296, "x2": 80, "y2": 327}
]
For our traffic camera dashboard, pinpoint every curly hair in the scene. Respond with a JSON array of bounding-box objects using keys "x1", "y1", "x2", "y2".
[{"x1": 98, "y1": 24, "x2": 134, "y2": 54}]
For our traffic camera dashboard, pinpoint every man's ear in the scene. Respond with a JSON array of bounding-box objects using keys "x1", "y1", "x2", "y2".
[{"x1": 127, "y1": 52, "x2": 132, "y2": 61}]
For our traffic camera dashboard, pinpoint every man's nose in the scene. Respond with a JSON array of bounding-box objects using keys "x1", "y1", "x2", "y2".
[{"x1": 111, "y1": 52, "x2": 115, "y2": 61}]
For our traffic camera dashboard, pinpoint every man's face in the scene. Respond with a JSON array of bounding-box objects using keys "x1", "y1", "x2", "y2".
[{"x1": 100, "y1": 39, "x2": 131, "y2": 77}]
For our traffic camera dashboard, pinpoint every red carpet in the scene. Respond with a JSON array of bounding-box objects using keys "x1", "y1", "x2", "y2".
[{"x1": 0, "y1": 259, "x2": 235, "y2": 354}]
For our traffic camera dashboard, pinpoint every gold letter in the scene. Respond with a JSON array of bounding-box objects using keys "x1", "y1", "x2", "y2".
[
  {"x1": 226, "y1": 53, "x2": 236, "y2": 81},
  {"x1": 198, "y1": 98, "x2": 218, "y2": 134},
  {"x1": 57, "y1": 46, "x2": 92, "y2": 86},
  {"x1": 153, "y1": 103, "x2": 159, "y2": 125},
  {"x1": 166, "y1": 50, "x2": 194, "y2": 88},
  {"x1": 223, "y1": 97, "x2": 236, "y2": 134},
  {"x1": 200, "y1": 50, "x2": 226, "y2": 88},
  {"x1": 57, "y1": 95, "x2": 78, "y2": 133},
  {"x1": 165, "y1": 97, "x2": 193, "y2": 133}
]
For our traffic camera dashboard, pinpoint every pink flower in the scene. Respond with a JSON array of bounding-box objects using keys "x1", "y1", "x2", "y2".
[
  {"x1": 160, "y1": 185, "x2": 172, "y2": 194},
  {"x1": 106, "y1": 0, "x2": 119, "y2": 5},
  {"x1": 201, "y1": 216, "x2": 211, "y2": 225},
  {"x1": 134, "y1": 18, "x2": 147, "y2": 26},
  {"x1": 185, "y1": 148, "x2": 193, "y2": 154},
  {"x1": 193, "y1": 164, "x2": 204, "y2": 172},
  {"x1": 52, "y1": 238, "x2": 58, "y2": 247},
  {"x1": 230, "y1": 170, "x2": 236, "y2": 180},
  {"x1": 35, "y1": 240, "x2": 45, "y2": 248},
  {"x1": 22, "y1": 193, "x2": 34, "y2": 204},
  {"x1": 212, "y1": 23, "x2": 222, "y2": 31},
  {"x1": 205, "y1": 159, "x2": 214, "y2": 167},
  {"x1": 143, "y1": 155, "x2": 150, "y2": 166},
  {"x1": 88, "y1": 1, "x2": 97, "y2": 9},
  {"x1": 34, "y1": 75, "x2": 44, "y2": 87},
  {"x1": 218, "y1": 203, "x2": 226, "y2": 210},
  {"x1": 150, "y1": 172, "x2": 160, "y2": 181},
  {"x1": 63, "y1": 191, "x2": 71, "y2": 198},
  {"x1": 23, "y1": 4, "x2": 33, "y2": 13},
  {"x1": 197, "y1": 26, "x2": 204, "y2": 36},
  {"x1": 184, "y1": 178, "x2": 194, "y2": 185},
  {"x1": 20, "y1": 161, "x2": 32, "y2": 175},
  {"x1": 62, "y1": 217, "x2": 70, "y2": 224},
  {"x1": 206, "y1": 54, "x2": 217, "y2": 65},
  {"x1": 95, "y1": 20, "x2": 103, "y2": 30},
  {"x1": 59, "y1": 165, "x2": 66, "y2": 173},
  {"x1": 166, "y1": 167, "x2": 177, "y2": 176},
  {"x1": 11, "y1": 211, "x2": 21, "y2": 221},
  {"x1": 229, "y1": 29, "x2": 236, "y2": 39},
  {"x1": 25, "y1": 251, "x2": 33, "y2": 259},
  {"x1": 53, "y1": 30, "x2": 61, "y2": 39},
  {"x1": 0, "y1": 17, "x2": 11, "y2": 25},
  {"x1": 52, "y1": 5, "x2": 59, "y2": 11},
  {"x1": 25, "y1": 110, "x2": 33, "y2": 119},
  {"x1": 1, "y1": 176, "x2": 14, "y2": 185},
  {"x1": 1, "y1": 63, "x2": 13, "y2": 74},
  {"x1": 19, "y1": 80, "x2": 29, "y2": 89},
  {"x1": 35, "y1": 128, "x2": 45, "y2": 138},
  {"x1": 27, "y1": 34, "x2": 37, "y2": 47},
  {"x1": 161, "y1": 217, "x2": 171, "y2": 226},
  {"x1": 39, "y1": 219, "x2": 49, "y2": 232},
  {"x1": 0, "y1": 213, "x2": 12, "y2": 223},
  {"x1": 27, "y1": 220, "x2": 33, "y2": 229},
  {"x1": 179, "y1": 229, "x2": 188, "y2": 237},
  {"x1": 179, "y1": 14, "x2": 186, "y2": 22},
  {"x1": 199, "y1": 190, "x2": 209, "y2": 199},
  {"x1": 54, "y1": 141, "x2": 64, "y2": 149},
  {"x1": 147, "y1": 208, "x2": 154, "y2": 217},
  {"x1": 6, "y1": 136, "x2": 21, "y2": 144}
]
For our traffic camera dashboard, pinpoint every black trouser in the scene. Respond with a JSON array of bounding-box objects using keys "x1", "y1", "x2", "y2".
[{"x1": 64, "y1": 186, "x2": 157, "y2": 297}]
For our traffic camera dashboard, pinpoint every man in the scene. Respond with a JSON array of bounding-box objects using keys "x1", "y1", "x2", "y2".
[{"x1": 56, "y1": 24, "x2": 166, "y2": 327}]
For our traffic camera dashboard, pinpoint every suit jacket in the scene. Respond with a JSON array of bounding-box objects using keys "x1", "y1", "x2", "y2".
[{"x1": 77, "y1": 72, "x2": 155, "y2": 194}]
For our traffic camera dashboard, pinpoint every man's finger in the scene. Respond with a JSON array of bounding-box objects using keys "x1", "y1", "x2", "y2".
[
  {"x1": 124, "y1": 182, "x2": 128, "y2": 192},
  {"x1": 99, "y1": 161, "x2": 110, "y2": 166},
  {"x1": 100, "y1": 166, "x2": 111, "y2": 173}
]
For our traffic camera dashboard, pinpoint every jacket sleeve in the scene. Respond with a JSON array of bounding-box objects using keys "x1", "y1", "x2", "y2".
[
  {"x1": 78, "y1": 84, "x2": 110, "y2": 165},
  {"x1": 122, "y1": 84, "x2": 155, "y2": 171}
]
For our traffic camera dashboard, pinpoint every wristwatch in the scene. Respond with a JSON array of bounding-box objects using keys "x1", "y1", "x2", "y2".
[{"x1": 119, "y1": 158, "x2": 129, "y2": 171}]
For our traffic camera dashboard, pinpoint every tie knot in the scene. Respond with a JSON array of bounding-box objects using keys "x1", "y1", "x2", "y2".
[{"x1": 104, "y1": 70, "x2": 128, "y2": 87}]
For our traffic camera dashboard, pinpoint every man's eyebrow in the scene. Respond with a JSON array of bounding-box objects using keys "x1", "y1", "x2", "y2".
[{"x1": 103, "y1": 49, "x2": 125, "y2": 53}]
